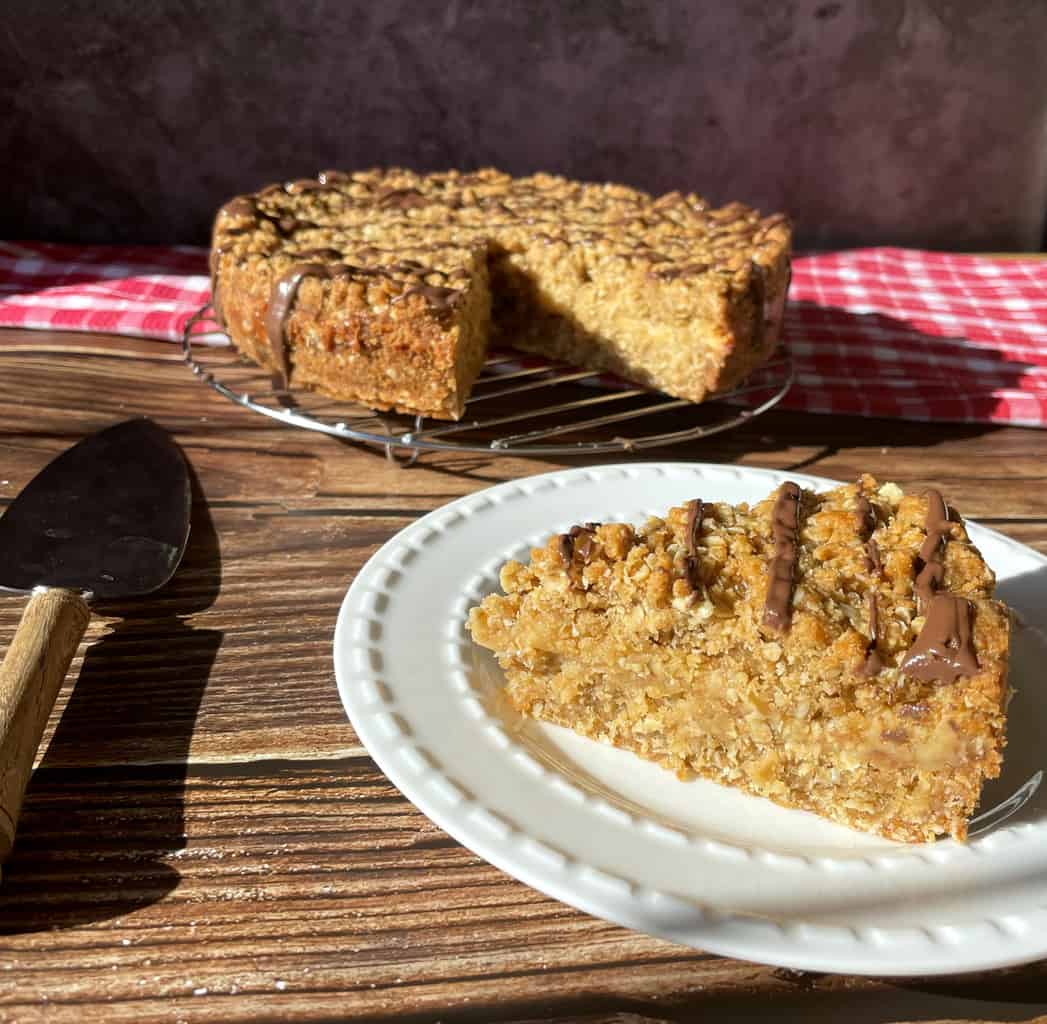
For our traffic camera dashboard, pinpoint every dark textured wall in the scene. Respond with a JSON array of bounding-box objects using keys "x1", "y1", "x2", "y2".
[{"x1": 2, "y1": 0, "x2": 1044, "y2": 250}]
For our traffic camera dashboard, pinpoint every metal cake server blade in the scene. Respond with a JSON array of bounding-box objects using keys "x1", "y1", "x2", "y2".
[{"x1": 0, "y1": 418, "x2": 191, "y2": 868}]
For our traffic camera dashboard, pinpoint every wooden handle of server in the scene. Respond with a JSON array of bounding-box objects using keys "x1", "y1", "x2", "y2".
[{"x1": 0, "y1": 588, "x2": 90, "y2": 866}]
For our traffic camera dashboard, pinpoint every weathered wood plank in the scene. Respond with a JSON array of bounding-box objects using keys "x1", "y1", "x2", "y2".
[{"x1": 0, "y1": 760, "x2": 1044, "y2": 1024}]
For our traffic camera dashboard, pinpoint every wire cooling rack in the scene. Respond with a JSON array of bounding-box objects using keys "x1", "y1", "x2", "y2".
[{"x1": 182, "y1": 305, "x2": 793, "y2": 463}]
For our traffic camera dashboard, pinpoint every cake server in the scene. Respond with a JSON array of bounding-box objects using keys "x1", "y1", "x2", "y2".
[{"x1": 0, "y1": 418, "x2": 191, "y2": 868}]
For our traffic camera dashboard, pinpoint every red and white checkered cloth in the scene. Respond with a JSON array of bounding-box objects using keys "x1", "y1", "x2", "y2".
[{"x1": 1, "y1": 240, "x2": 1045, "y2": 426}]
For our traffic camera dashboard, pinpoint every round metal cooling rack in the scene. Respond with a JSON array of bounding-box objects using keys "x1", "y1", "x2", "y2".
[{"x1": 182, "y1": 305, "x2": 794, "y2": 464}]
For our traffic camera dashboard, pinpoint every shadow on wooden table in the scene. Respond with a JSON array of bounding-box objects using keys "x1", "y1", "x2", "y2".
[
  {"x1": 325, "y1": 414, "x2": 1008, "y2": 488},
  {"x1": 0, "y1": 464, "x2": 221, "y2": 934}
]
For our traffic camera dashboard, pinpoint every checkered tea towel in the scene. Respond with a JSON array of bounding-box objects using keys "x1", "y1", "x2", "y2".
[{"x1": 1, "y1": 240, "x2": 1044, "y2": 426}]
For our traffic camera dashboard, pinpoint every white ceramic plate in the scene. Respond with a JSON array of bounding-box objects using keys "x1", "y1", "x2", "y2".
[{"x1": 333, "y1": 463, "x2": 1047, "y2": 975}]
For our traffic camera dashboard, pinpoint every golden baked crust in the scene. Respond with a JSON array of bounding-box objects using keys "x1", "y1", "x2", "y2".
[
  {"x1": 211, "y1": 168, "x2": 791, "y2": 420},
  {"x1": 467, "y1": 476, "x2": 1010, "y2": 842}
]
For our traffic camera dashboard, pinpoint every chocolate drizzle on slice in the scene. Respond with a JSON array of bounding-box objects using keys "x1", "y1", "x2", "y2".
[
  {"x1": 855, "y1": 492, "x2": 875, "y2": 537},
  {"x1": 684, "y1": 499, "x2": 704, "y2": 588},
  {"x1": 558, "y1": 523, "x2": 601, "y2": 582},
  {"x1": 860, "y1": 592, "x2": 884, "y2": 676},
  {"x1": 864, "y1": 538, "x2": 882, "y2": 575},
  {"x1": 900, "y1": 488, "x2": 979, "y2": 683},
  {"x1": 573, "y1": 529, "x2": 596, "y2": 563},
  {"x1": 913, "y1": 488, "x2": 950, "y2": 611},
  {"x1": 900, "y1": 594, "x2": 979, "y2": 683},
  {"x1": 762, "y1": 481, "x2": 801, "y2": 632},
  {"x1": 855, "y1": 483, "x2": 882, "y2": 576}
]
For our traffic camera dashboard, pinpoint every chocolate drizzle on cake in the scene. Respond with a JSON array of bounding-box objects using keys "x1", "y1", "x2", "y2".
[
  {"x1": 264, "y1": 252, "x2": 466, "y2": 388},
  {"x1": 899, "y1": 489, "x2": 980, "y2": 683},
  {"x1": 296, "y1": 248, "x2": 343, "y2": 262},
  {"x1": 650, "y1": 262, "x2": 711, "y2": 281},
  {"x1": 685, "y1": 499, "x2": 705, "y2": 588},
  {"x1": 264, "y1": 263, "x2": 329, "y2": 388},
  {"x1": 219, "y1": 196, "x2": 259, "y2": 219},
  {"x1": 264, "y1": 261, "x2": 374, "y2": 387},
  {"x1": 209, "y1": 246, "x2": 226, "y2": 326},
  {"x1": 210, "y1": 196, "x2": 259, "y2": 326},
  {"x1": 210, "y1": 190, "x2": 327, "y2": 330},
  {"x1": 387, "y1": 259, "x2": 433, "y2": 275},
  {"x1": 284, "y1": 178, "x2": 332, "y2": 194},
  {"x1": 392, "y1": 284, "x2": 463, "y2": 313},
  {"x1": 762, "y1": 481, "x2": 801, "y2": 632},
  {"x1": 378, "y1": 187, "x2": 427, "y2": 210}
]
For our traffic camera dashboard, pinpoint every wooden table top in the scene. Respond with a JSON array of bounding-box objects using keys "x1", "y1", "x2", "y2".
[{"x1": 1, "y1": 331, "x2": 1046, "y2": 1024}]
